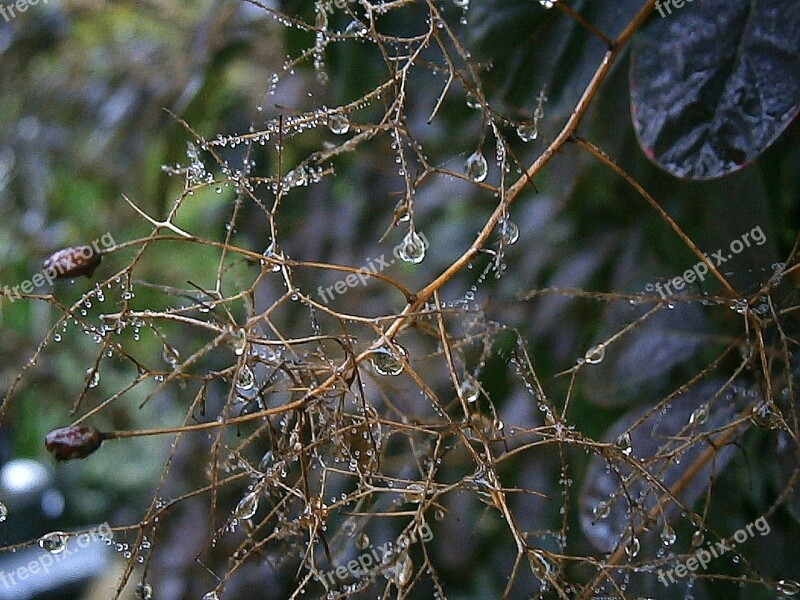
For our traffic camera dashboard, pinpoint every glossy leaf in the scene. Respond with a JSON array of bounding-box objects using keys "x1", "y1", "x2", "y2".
[{"x1": 630, "y1": 0, "x2": 800, "y2": 179}]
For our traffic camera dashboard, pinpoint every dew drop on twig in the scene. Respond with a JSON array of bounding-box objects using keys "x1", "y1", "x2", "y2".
[
  {"x1": 235, "y1": 491, "x2": 259, "y2": 520},
  {"x1": 584, "y1": 344, "x2": 605, "y2": 364},
  {"x1": 38, "y1": 531, "x2": 68, "y2": 554},
  {"x1": 236, "y1": 365, "x2": 255, "y2": 391},
  {"x1": 660, "y1": 522, "x2": 676, "y2": 546},
  {"x1": 328, "y1": 113, "x2": 350, "y2": 135},
  {"x1": 398, "y1": 230, "x2": 426, "y2": 264},
  {"x1": 135, "y1": 583, "x2": 153, "y2": 600},
  {"x1": 369, "y1": 344, "x2": 407, "y2": 376},
  {"x1": 464, "y1": 151, "x2": 488, "y2": 182}
]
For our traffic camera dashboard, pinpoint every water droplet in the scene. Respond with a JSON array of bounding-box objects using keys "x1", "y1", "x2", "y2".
[
  {"x1": 258, "y1": 450, "x2": 273, "y2": 471},
  {"x1": 135, "y1": 583, "x2": 153, "y2": 600},
  {"x1": 202, "y1": 592, "x2": 220, "y2": 600},
  {"x1": 390, "y1": 553, "x2": 413, "y2": 587},
  {"x1": 459, "y1": 378, "x2": 479, "y2": 403},
  {"x1": 660, "y1": 522, "x2": 676, "y2": 546},
  {"x1": 464, "y1": 151, "x2": 488, "y2": 182},
  {"x1": 527, "y1": 549, "x2": 553, "y2": 581},
  {"x1": 345, "y1": 20, "x2": 367, "y2": 35},
  {"x1": 262, "y1": 241, "x2": 284, "y2": 272},
  {"x1": 369, "y1": 344, "x2": 407, "y2": 376},
  {"x1": 538, "y1": 0, "x2": 556, "y2": 7},
  {"x1": 85, "y1": 368, "x2": 100, "y2": 388},
  {"x1": 690, "y1": 529, "x2": 705, "y2": 548},
  {"x1": 38, "y1": 531, "x2": 68, "y2": 554},
  {"x1": 592, "y1": 500, "x2": 611, "y2": 521},
  {"x1": 0, "y1": 502, "x2": 7, "y2": 522},
  {"x1": 499, "y1": 219, "x2": 519, "y2": 245},
  {"x1": 516, "y1": 122, "x2": 539, "y2": 142},
  {"x1": 315, "y1": 5, "x2": 328, "y2": 29},
  {"x1": 751, "y1": 401, "x2": 782, "y2": 429},
  {"x1": 465, "y1": 92, "x2": 480, "y2": 109},
  {"x1": 284, "y1": 167, "x2": 308, "y2": 188},
  {"x1": 615, "y1": 432, "x2": 632, "y2": 456},
  {"x1": 398, "y1": 230, "x2": 426, "y2": 264},
  {"x1": 356, "y1": 532, "x2": 370, "y2": 549},
  {"x1": 328, "y1": 113, "x2": 350, "y2": 135},
  {"x1": 230, "y1": 328, "x2": 248, "y2": 356},
  {"x1": 625, "y1": 535, "x2": 640, "y2": 558},
  {"x1": 777, "y1": 579, "x2": 800, "y2": 596},
  {"x1": 235, "y1": 491, "x2": 259, "y2": 520},
  {"x1": 689, "y1": 405, "x2": 708, "y2": 425},
  {"x1": 452, "y1": 0, "x2": 469, "y2": 7},
  {"x1": 236, "y1": 364, "x2": 255, "y2": 391},
  {"x1": 584, "y1": 344, "x2": 605, "y2": 364},
  {"x1": 434, "y1": 507, "x2": 445, "y2": 521},
  {"x1": 162, "y1": 344, "x2": 180, "y2": 367}
]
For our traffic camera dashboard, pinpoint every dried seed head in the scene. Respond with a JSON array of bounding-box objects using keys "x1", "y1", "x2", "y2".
[
  {"x1": 42, "y1": 246, "x2": 102, "y2": 279},
  {"x1": 45, "y1": 425, "x2": 104, "y2": 461}
]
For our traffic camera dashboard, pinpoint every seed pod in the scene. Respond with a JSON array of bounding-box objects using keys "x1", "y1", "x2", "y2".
[
  {"x1": 42, "y1": 246, "x2": 102, "y2": 279},
  {"x1": 45, "y1": 425, "x2": 105, "y2": 461}
]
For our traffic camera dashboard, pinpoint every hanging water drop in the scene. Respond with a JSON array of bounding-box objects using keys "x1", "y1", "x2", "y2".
[
  {"x1": 584, "y1": 344, "x2": 605, "y2": 364},
  {"x1": 777, "y1": 580, "x2": 800, "y2": 596},
  {"x1": 345, "y1": 20, "x2": 367, "y2": 35},
  {"x1": 689, "y1": 404, "x2": 708, "y2": 425},
  {"x1": 499, "y1": 219, "x2": 519, "y2": 245},
  {"x1": 624, "y1": 535, "x2": 640, "y2": 558},
  {"x1": 464, "y1": 151, "x2": 488, "y2": 182},
  {"x1": 262, "y1": 241, "x2": 284, "y2": 272},
  {"x1": 162, "y1": 344, "x2": 180, "y2": 367},
  {"x1": 0, "y1": 502, "x2": 7, "y2": 522},
  {"x1": 615, "y1": 432, "x2": 632, "y2": 456},
  {"x1": 258, "y1": 450, "x2": 273, "y2": 472},
  {"x1": 592, "y1": 500, "x2": 611, "y2": 521},
  {"x1": 459, "y1": 378, "x2": 479, "y2": 403},
  {"x1": 660, "y1": 522, "x2": 676, "y2": 546},
  {"x1": 390, "y1": 553, "x2": 413, "y2": 587},
  {"x1": 527, "y1": 549, "x2": 553, "y2": 581},
  {"x1": 356, "y1": 532, "x2": 370, "y2": 549},
  {"x1": 236, "y1": 364, "x2": 255, "y2": 391},
  {"x1": 369, "y1": 344, "x2": 407, "y2": 376},
  {"x1": 235, "y1": 491, "x2": 259, "y2": 520},
  {"x1": 516, "y1": 122, "x2": 539, "y2": 142},
  {"x1": 135, "y1": 583, "x2": 153, "y2": 600},
  {"x1": 85, "y1": 368, "x2": 100, "y2": 388},
  {"x1": 690, "y1": 529, "x2": 705, "y2": 548},
  {"x1": 38, "y1": 531, "x2": 68, "y2": 554},
  {"x1": 328, "y1": 113, "x2": 350, "y2": 135},
  {"x1": 751, "y1": 401, "x2": 782, "y2": 429},
  {"x1": 202, "y1": 592, "x2": 220, "y2": 600},
  {"x1": 398, "y1": 230, "x2": 426, "y2": 264},
  {"x1": 230, "y1": 328, "x2": 248, "y2": 356}
]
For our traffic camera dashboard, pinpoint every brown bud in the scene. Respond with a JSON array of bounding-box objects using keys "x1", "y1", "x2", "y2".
[
  {"x1": 42, "y1": 246, "x2": 102, "y2": 279},
  {"x1": 45, "y1": 425, "x2": 104, "y2": 461}
]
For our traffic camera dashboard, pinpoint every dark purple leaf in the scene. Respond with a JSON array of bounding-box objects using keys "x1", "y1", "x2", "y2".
[{"x1": 630, "y1": 0, "x2": 800, "y2": 179}]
